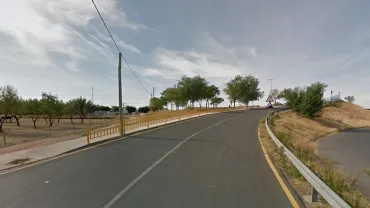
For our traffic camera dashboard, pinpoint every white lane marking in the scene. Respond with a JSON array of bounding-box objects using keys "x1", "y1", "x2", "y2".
[
  {"x1": 103, "y1": 114, "x2": 240, "y2": 208},
  {"x1": 44, "y1": 181, "x2": 49, "y2": 184}
]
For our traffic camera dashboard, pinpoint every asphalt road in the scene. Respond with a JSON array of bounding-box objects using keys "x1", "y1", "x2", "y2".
[
  {"x1": 318, "y1": 128, "x2": 370, "y2": 199},
  {"x1": 0, "y1": 109, "x2": 293, "y2": 208}
]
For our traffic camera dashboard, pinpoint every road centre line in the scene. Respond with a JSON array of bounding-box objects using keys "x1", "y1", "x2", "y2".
[{"x1": 103, "y1": 114, "x2": 240, "y2": 208}]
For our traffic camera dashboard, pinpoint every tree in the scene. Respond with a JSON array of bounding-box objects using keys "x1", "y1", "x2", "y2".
[
  {"x1": 150, "y1": 97, "x2": 166, "y2": 111},
  {"x1": 25, "y1": 99, "x2": 42, "y2": 128},
  {"x1": 69, "y1": 97, "x2": 91, "y2": 123},
  {"x1": 204, "y1": 85, "x2": 220, "y2": 109},
  {"x1": 237, "y1": 75, "x2": 263, "y2": 107},
  {"x1": 0, "y1": 85, "x2": 17, "y2": 118},
  {"x1": 112, "y1": 106, "x2": 119, "y2": 112},
  {"x1": 161, "y1": 87, "x2": 182, "y2": 110},
  {"x1": 138, "y1": 106, "x2": 150, "y2": 113},
  {"x1": 278, "y1": 82, "x2": 327, "y2": 118},
  {"x1": 300, "y1": 82, "x2": 327, "y2": 118},
  {"x1": 224, "y1": 76, "x2": 240, "y2": 107},
  {"x1": 344, "y1": 95, "x2": 355, "y2": 103},
  {"x1": 64, "y1": 100, "x2": 77, "y2": 124},
  {"x1": 55, "y1": 101, "x2": 65, "y2": 123},
  {"x1": 191, "y1": 76, "x2": 208, "y2": 108},
  {"x1": 0, "y1": 85, "x2": 22, "y2": 131},
  {"x1": 271, "y1": 89, "x2": 279, "y2": 101},
  {"x1": 278, "y1": 87, "x2": 305, "y2": 111},
  {"x1": 210, "y1": 97, "x2": 224, "y2": 108},
  {"x1": 125, "y1": 105, "x2": 137, "y2": 114},
  {"x1": 177, "y1": 76, "x2": 193, "y2": 106},
  {"x1": 40, "y1": 92, "x2": 60, "y2": 127},
  {"x1": 10, "y1": 97, "x2": 25, "y2": 126},
  {"x1": 177, "y1": 76, "x2": 208, "y2": 108}
]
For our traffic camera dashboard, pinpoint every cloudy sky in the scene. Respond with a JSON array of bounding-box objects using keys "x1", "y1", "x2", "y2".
[{"x1": 1, "y1": 0, "x2": 369, "y2": 108}]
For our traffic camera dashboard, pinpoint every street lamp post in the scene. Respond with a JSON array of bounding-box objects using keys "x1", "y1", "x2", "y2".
[{"x1": 268, "y1": 78, "x2": 275, "y2": 95}]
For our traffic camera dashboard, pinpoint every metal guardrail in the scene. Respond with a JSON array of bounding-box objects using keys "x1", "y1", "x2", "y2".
[{"x1": 265, "y1": 112, "x2": 350, "y2": 208}]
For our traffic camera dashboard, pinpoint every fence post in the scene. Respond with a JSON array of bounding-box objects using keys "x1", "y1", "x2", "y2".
[
  {"x1": 311, "y1": 172, "x2": 319, "y2": 202},
  {"x1": 123, "y1": 120, "x2": 126, "y2": 134},
  {"x1": 86, "y1": 128, "x2": 90, "y2": 144}
]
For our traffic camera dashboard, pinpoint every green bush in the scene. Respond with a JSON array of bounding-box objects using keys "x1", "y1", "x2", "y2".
[{"x1": 278, "y1": 82, "x2": 327, "y2": 118}]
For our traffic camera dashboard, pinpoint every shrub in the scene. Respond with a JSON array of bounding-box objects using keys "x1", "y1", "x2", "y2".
[
  {"x1": 278, "y1": 82, "x2": 327, "y2": 118},
  {"x1": 300, "y1": 82, "x2": 327, "y2": 118}
]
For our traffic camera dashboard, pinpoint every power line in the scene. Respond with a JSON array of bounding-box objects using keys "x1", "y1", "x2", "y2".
[{"x1": 91, "y1": 0, "x2": 150, "y2": 95}]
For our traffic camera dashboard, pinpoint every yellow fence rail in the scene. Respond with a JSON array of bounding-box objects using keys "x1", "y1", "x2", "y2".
[{"x1": 86, "y1": 107, "x2": 246, "y2": 144}]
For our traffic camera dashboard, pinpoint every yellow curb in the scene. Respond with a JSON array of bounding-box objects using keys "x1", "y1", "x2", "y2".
[{"x1": 257, "y1": 128, "x2": 300, "y2": 208}]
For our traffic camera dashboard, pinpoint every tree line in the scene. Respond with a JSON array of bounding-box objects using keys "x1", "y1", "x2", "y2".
[
  {"x1": 150, "y1": 75, "x2": 264, "y2": 111},
  {"x1": 0, "y1": 85, "x2": 138, "y2": 132},
  {"x1": 0, "y1": 74, "x2": 264, "y2": 132}
]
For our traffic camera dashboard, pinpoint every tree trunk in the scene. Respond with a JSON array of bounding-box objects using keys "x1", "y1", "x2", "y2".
[
  {"x1": 13, "y1": 115, "x2": 22, "y2": 126},
  {"x1": 44, "y1": 116, "x2": 48, "y2": 124},
  {"x1": 0, "y1": 119, "x2": 4, "y2": 133},
  {"x1": 233, "y1": 100, "x2": 236, "y2": 107},
  {"x1": 80, "y1": 115, "x2": 84, "y2": 124},
  {"x1": 70, "y1": 115, "x2": 74, "y2": 124},
  {"x1": 48, "y1": 116, "x2": 54, "y2": 127},
  {"x1": 32, "y1": 115, "x2": 39, "y2": 129},
  {"x1": 58, "y1": 115, "x2": 62, "y2": 123}
]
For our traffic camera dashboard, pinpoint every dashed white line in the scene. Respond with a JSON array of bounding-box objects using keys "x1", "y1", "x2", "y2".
[{"x1": 102, "y1": 114, "x2": 239, "y2": 208}]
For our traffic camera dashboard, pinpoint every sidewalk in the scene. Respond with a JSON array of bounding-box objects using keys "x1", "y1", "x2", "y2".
[{"x1": 0, "y1": 111, "x2": 220, "y2": 171}]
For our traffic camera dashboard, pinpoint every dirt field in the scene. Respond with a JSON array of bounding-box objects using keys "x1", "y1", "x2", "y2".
[{"x1": 0, "y1": 117, "x2": 114, "y2": 148}]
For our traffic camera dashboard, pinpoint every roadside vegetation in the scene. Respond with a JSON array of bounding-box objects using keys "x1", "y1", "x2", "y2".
[
  {"x1": 0, "y1": 73, "x2": 264, "y2": 148},
  {"x1": 263, "y1": 82, "x2": 370, "y2": 207},
  {"x1": 154, "y1": 75, "x2": 264, "y2": 111}
]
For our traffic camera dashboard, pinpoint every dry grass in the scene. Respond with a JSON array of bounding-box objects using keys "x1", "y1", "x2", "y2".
[
  {"x1": 258, "y1": 117, "x2": 325, "y2": 208},
  {"x1": 273, "y1": 103, "x2": 370, "y2": 146},
  {"x1": 322, "y1": 102, "x2": 370, "y2": 128},
  {"x1": 269, "y1": 102, "x2": 370, "y2": 207}
]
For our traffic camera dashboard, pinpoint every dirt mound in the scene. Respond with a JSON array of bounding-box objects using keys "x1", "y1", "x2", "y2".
[{"x1": 273, "y1": 103, "x2": 370, "y2": 144}]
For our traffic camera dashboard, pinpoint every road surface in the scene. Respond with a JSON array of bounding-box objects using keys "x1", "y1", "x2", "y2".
[
  {"x1": 0, "y1": 110, "x2": 294, "y2": 208},
  {"x1": 318, "y1": 128, "x2": 370, "y2": 199}
]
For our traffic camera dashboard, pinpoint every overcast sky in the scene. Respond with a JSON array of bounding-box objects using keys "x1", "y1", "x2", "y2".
[{"x1": 1, "y1": 0, "x2": 369, "y2": 108}]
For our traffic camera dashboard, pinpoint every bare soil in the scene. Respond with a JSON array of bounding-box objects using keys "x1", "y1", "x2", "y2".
[{"x1": 0, "y1": 117, "x2": 114, "y2": 149}]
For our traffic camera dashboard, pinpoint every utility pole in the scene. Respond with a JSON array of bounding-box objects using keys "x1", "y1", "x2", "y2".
[
  {"x1": 118, "y1": 53, "x2": 124, "y2": 135},
  {"x1": 268, "y1": 78, "x2": 275, "y2": 95}
]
